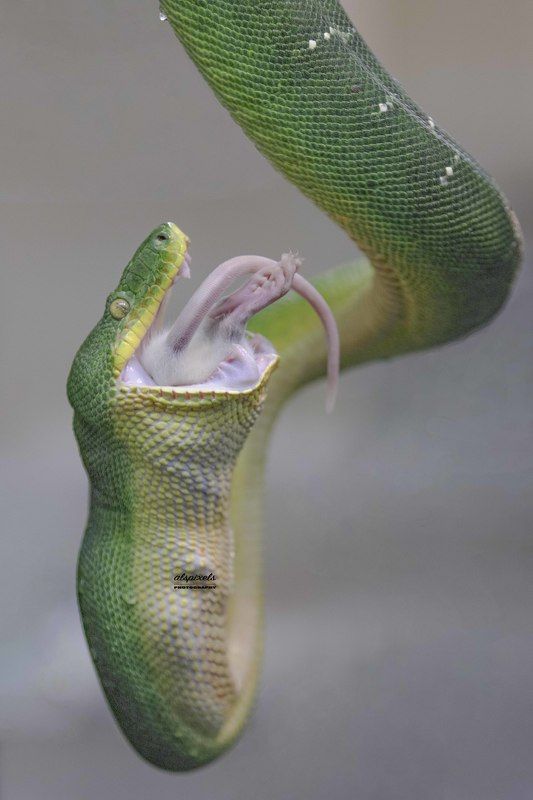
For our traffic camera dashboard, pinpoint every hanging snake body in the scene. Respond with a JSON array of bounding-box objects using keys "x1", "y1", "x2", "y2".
[{"x1": 67, "y1": 0, "x2": 521, "y2": 771}]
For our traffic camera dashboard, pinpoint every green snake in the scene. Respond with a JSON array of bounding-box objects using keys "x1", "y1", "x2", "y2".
[{"x1": 67, "y1": 0, "x2": 521, "y2": 772}]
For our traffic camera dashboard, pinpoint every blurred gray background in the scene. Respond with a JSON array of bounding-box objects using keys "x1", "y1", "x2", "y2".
[{"x1": 1, "y1": 1, "x2": 532, "y2": 798}]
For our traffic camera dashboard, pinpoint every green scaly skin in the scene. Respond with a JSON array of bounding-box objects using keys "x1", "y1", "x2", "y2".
[{"x1": 68, "y1": 0, "x2": 522, "y2": 771}]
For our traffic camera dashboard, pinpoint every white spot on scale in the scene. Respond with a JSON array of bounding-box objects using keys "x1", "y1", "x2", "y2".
[
  {"x1": 428, "y1": 117, "x2": 436, "y2": 129},
  {"x1": 439, "y1": 175, "x2": 449, "y2": 186},
  {"x1": 379, "y1": 103, "x2": 389, "y2": 113},
  {"x1": 308, "y1": 39, "x2": 317, "y2": 51},
  {"x1": 445, "y1": 166, "x2": 454, "y2": 177},
  {"x1": 324, "y1": 31, "x2": 331, "y2": 40},
  {"x1": 329, "y1": 25, "x2": 352, "y2": 43},
  {"x1": 159, "y1": 8, "x2": 167, "y2": 22}
]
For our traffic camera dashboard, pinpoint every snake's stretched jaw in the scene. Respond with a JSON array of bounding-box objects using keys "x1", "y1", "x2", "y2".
[
  {"x1": 118, "y1": 249, "x2": 281, "y2": 394},
  {"x1": 120, "y1": 249, "x2": 340, "y2": 409}
]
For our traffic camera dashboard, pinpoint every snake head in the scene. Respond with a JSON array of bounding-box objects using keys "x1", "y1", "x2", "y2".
[
  {"x1": 109, "y1": 222, "x2": 191, "y2": 382},
  {"x1": 66, "y1": 224, "x2": 288, "y2": 500},
  {"x1": 67, "y1": 223, "x2": 337, "y2": 507},
  {"x1": 67, "y1": 223, "x2": 191, "y2": 422}
]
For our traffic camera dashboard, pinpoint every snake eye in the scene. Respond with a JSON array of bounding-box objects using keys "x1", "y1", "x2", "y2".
[{"x1": 109, "y1": 298, "x2": 131, "y2": 320}]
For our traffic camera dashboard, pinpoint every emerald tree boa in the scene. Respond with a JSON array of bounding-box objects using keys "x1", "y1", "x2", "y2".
[{"x1": 68, "y1": 0, "x2": 521, "y2": 770}]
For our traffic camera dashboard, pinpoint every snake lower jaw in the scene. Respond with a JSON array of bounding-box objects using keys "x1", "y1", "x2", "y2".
[{"x1": 119, "y1": 332, "x2": 279, "y2": 394}]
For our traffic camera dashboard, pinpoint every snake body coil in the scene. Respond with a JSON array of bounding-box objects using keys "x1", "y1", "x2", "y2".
[{"x1": 68, "y1": 0, "x2": 521, "y2": 771}]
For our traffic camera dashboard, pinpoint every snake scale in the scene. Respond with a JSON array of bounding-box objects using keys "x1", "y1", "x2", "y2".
[{"x1": 67, "y1": 0, "x2": 522, "y2": 771}]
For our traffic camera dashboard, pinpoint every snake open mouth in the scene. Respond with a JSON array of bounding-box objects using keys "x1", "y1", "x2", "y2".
[
  {"x1": 119, "y1": 250, "x2": 281, "y2": 395},
  {"x1": 116, "y1": 228, "x2": 339, "y2": 408}
]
